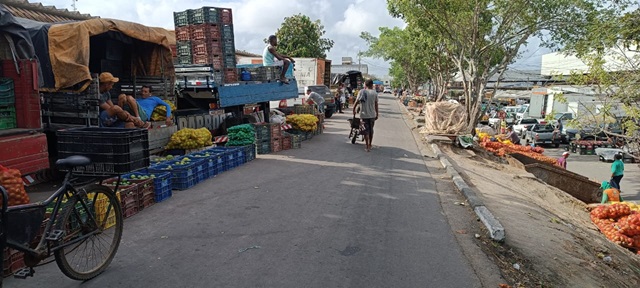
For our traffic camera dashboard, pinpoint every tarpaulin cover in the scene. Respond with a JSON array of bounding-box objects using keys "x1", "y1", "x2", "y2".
[
  {"x1": 48, "y1": 18, "x2": 175, "y2": 91},
  {"x1": 420, "y1": 101, "x2": 468, "y2": 135},
  {"x1": 0, "y1": 6, "x2": 175, "y2": 92}
]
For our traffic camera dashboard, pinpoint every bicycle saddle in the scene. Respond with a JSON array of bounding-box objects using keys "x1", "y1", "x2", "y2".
[{"x1": 55, "y1": 155, "x2": 91, "y2": 168}]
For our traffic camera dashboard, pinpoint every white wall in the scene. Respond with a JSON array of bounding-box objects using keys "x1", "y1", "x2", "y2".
[{"x1": 541, "y1": 48, "x2": 640, "y2": 76}]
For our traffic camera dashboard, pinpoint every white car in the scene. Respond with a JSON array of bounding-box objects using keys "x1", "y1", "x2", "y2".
[
  {"x1": 383, "y1": 87, "x2": 392, "y2": 94},
  {"x1": 513, "y1": 118, "x2": 544, "y2": 135}
]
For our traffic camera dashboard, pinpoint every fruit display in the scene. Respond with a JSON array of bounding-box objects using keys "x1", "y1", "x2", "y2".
[
  {"x1": 590, "y1": 203, "x2": 640, "y2": 249},
  {"x1": 0, "y1": 166, "x2": 29, "y2": 206},
  {"x1": 166, "y1": 128, "x2": 212, "y2": 149},
  {"x1": 479, "y1": 141, "x2": 554, "y2": 165},
  {"x1": 226, "y1": 124, "x2": 255, "y2": 146},
  {"x1": 150, "y1": 101, "x2": 177, "y2": 121},
  {"x1": 286, "y1": 114, "x2": 318, "y2": 132},
  {"x1": 152, "y1": 154, "x2": 176, "y2": 163}
]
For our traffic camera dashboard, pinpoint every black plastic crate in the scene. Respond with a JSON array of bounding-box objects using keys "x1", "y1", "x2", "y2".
[
  {"x1": 188, "y1": 7, "x2": 219, "y2": 25},
  {"x1": 56, "y1": 128, "x2": 150, "y2": 175},
  {"x1": 177, "y1": 41, "x2": 192, "y2": 57},
  {"x1": 221, "y1": 24, "x2": 234, "y2": 40},
  {"x1": 173, "y1": 11, "x2": 189, "y2": 27}
]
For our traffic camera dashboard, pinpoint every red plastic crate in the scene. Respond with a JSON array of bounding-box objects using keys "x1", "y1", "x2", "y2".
[
  {"x1": 3, "y1": 248, "x2": 25, "y2": 277},
  {"x1": 271, "y1": 138, "x2": 282, "y2": 153},
  {"x1": 219, "y1": 8, "x2": 233, "y2": 25},
  {"x1": 282, "y1": 136, "x2": 292, "y2": 150},
  {"x1": 192, "y1": 54, "x2": 224, "y2": 69},
  {"x1": 189, "y1": 23, "x2": 221, "y2": 41},
  {"x1": 123, "y1": 202, "x2": 138, "y2": 219},
  {"x1": 169, "y1": 44, "x2": 177, "y2": 58},
  {"x1": 142, "y1": 194, "x2": 155, "y2": 209},
  {"x1": 224, "y1": 68, "x2": 238, "y2": 83},
  {"x1": 2, "y1": 59, "x2": 41, "y2": 129},
  {"x1": 191, "y1": 39, "x2": 222, "y2": 56},
  {"x1": 175, "y1": 26, "x2": 190, "y2": 41}
]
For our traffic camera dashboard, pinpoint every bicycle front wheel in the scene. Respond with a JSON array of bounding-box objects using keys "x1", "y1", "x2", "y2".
[{"x1": 54, "y1": 184, "x2": 123, "y2": 280}]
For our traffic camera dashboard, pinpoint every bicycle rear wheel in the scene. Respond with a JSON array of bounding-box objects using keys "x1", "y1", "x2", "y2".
[{"x1": 54, "y1": 184, "x2": 123, "y2": 280}]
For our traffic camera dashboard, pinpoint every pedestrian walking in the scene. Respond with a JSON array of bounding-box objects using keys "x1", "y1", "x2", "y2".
[
  {"x1": 557, "y1": 152, "x2": 569, "y2": 169},
  {"x1": 352, "y1": 79, "x2": 379, "y2": 152},
  {"x1": 335, "y1": 83, "x2": 345, "y2": 114},
  {"x1": 610, "y1": 153, "x2": 624, "y2": 190}
]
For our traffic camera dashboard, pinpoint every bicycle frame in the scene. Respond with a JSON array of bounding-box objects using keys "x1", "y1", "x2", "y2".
[{"x1": 0, "y1": 171, "x2": 121, "y2": 263}]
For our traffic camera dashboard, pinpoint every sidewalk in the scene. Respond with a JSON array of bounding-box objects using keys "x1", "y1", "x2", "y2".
[{"x1": 401, "y1": 102, "x2": 640, "y2": 287}]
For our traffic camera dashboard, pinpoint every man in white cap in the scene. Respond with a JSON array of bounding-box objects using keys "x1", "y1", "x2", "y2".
[{"x1": 557, "y1": 152, "x2": 569, "y2": 169}]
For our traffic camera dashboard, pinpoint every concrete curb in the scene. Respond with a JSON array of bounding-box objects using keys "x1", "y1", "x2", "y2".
[{"x1": 430, "y1": 143, "x2": 506, "y2": 242}]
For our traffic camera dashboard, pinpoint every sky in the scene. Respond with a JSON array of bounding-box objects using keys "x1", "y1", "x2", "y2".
[{"x1": 42, "y1": 0, "x2": 548, "y2": 77}]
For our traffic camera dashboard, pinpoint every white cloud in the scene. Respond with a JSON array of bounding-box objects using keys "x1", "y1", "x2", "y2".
[{"x1": 40, "y1": 0, "x2": 404, "y2": 75}]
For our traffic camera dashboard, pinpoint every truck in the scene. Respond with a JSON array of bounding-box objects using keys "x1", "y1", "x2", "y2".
[
  {"x1": 523, "y1": 123, "x2": 561, "y2": 147},
  {"x1": 235, "y1": 57, "x2": 336, "y2": 118},
  {"x1": 174, "y1": 63, "x2": 299, "y2": 128}
]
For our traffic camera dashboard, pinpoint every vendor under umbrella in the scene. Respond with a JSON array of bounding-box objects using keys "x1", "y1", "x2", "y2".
[{"x1": 600, "y1": 181, "x2": 624, "y2": 204}]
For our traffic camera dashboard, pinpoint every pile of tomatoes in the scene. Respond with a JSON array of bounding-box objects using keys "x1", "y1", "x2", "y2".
[
  {"x1": 0, "y1": 166, "x2": 30, "y2": 206},
  {"x1": 591, "y1": 204, "x2": 640, "y2": 249},
  {"x1": 480, "y1": 141, "x2": 555, "y2": 164}
]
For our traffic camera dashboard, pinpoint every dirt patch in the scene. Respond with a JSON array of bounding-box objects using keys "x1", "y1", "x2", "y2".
[{"x1": 441, "y1": 145, "x2": 640, "y2": 287}]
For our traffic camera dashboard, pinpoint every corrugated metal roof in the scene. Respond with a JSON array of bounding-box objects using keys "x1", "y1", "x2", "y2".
[{"x1": 1, "y1": 0, "x2": 94, "y2": 23}]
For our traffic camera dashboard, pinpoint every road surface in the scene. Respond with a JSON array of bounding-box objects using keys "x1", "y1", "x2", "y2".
[{"x1": 6, "y1": 93, "x2": 479, "y2": 287}]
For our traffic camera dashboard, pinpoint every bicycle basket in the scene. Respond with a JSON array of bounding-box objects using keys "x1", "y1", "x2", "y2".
[{"x1": 349, "y1": 118, "x2": 361, "y2": 129}]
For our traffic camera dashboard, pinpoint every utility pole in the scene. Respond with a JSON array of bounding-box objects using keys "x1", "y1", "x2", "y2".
[
  {"x1": 358, "y1": 51, "x2": 361, "y2": 72},
  {"x1": 71, "y1": 0, "x2": 78, "y2": 11}
]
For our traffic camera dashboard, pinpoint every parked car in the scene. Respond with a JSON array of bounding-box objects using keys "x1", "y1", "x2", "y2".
[
  {"x1": 513, "y1": 118, "x2": 543, "y2": 135},
  {"x1": 565, "y1": 122, "x2": 623, "y2": 142},
  {"x1": 524, "y1": 124, "x2": 561, "y2": 147},
  {"x1": 305, "y1": 85, "x2": 336, "y2": 118},
  {"x1": 383, "y1": 86, "x2": 392, "y2": 94}
]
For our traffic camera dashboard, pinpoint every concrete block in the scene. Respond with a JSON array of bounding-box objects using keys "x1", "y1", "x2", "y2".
[{"x1": 474, "y1": 206, "x2": 505, "y2": 241}]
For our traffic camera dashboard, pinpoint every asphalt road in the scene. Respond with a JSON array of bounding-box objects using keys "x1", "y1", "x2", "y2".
[
  {"x1": 543, "y1": 146, "x2": 640, "y2": 201},
  {"x1": 6, "y1": 94, "x2": 478, "y2": 287}
]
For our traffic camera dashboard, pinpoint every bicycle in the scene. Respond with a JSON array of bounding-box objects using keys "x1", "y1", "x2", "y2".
[{"x1": 0, "y1": 155, "x2": 124, "y2": 284}]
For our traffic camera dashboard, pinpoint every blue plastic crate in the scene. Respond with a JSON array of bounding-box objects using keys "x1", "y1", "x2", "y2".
[
  {"x1": 191, "y1": 152, "x2": 219, "y2": 178},
  {"x1": 148, "y1": 158, "x2": 203, "y2": 190},
  {"x1": 155, "y1": 185, "x2": 172, "y2": 202}
]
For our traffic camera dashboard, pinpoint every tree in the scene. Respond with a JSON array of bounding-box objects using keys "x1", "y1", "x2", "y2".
[
  {"x1": 556, "y1": 7, "x2": 640, "y2": 149},
  {"x1": 271, "y1": 14, "x2": 334, "y2": 58},
  {"x1": 386, "y1": 0, "x2": 628, "y2": 133},
  {"x1": 360, "y1": 26, "x2": 445, "y2": 98}
]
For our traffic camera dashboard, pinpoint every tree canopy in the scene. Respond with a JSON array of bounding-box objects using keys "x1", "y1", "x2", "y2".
[
  {"x1": 271, "y1": 14, "x2": 334, "y2": 58},
  {"x1": 381, "y1": 0, "x2": 630, "y2": 132}
]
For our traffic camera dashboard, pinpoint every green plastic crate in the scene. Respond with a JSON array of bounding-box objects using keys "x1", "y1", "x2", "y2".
[{"x1": 0, "y1": 106, "x2": 16, "y2": 130}]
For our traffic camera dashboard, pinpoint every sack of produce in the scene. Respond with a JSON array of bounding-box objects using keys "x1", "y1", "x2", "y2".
[
  {"x1": 286, "y1": 114, "x2": 318, "y2": 132},
  {"x1": 150, "y1": 101, "x2": 177, "y2": 121},
  {"x1": 226, "y1": 124, "x2": 256, "y2": 147},
  {"x1": 0, "y1": 165, "x2": 30, "y2": 206},
  {"x1": 166, "y1": 128, "x2": 212, "y2": 149}
]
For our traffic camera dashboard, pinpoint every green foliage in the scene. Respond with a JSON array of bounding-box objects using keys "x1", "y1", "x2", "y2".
[
  {"x1": 271, "y1": 14, "x2": 334, "y2": 58},
  {"x1": 385, "y1": 0, "x2": 626, "y2": 133}
]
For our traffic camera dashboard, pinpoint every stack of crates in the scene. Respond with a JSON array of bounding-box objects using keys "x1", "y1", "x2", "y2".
[
  {"x1": 270, "y1": 124, "x2": 282, "y2": 153},
  {"x1": 0, "y1": 78, "x2": 16, "y2": 130},
  {"x1": 173, "y1": 6, "x2": 237, "y2": 82},
  {"x1": 254, "y1": 123, "x2": 272, "y2": 154}
]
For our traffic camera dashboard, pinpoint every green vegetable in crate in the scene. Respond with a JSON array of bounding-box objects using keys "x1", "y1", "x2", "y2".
[
  {"x1": 166, "y1": 128, "x2": 213, "y2": 149},
  {"x1": 151, "y1": 101, "x2": 177, "y2": 121}
]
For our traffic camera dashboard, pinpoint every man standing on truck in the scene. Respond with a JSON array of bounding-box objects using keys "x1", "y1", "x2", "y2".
[
  {"x1": 98, "y1": 72, "x2": 149, "y2": 128},
  {"x1": 263, "y1": 35, "x2": 294, "y2": 84},
  {"x1": 306, "y1": 88, "x2": 325, "y2": 113},
  {"x1": 353, "y1": 79, "x2": 379, "y2": 152}
]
